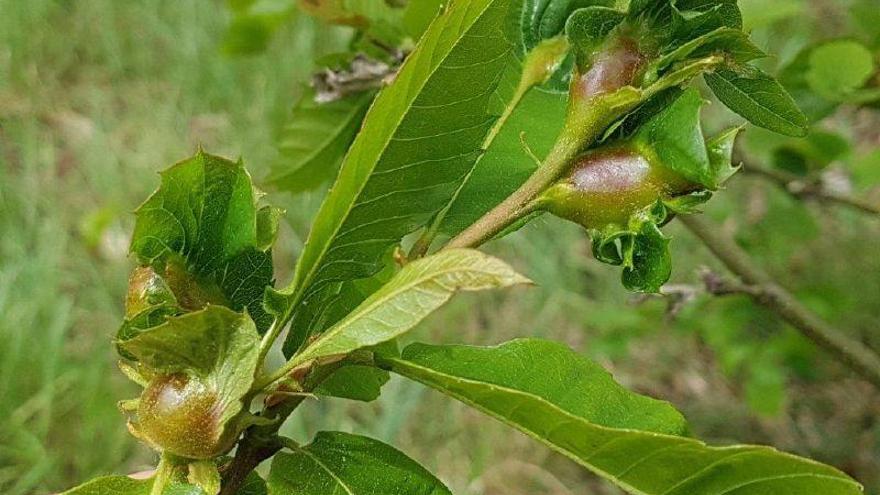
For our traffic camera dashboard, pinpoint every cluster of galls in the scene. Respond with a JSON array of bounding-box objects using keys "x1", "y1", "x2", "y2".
[{"x1": 121, "y1": 265, "x2": 238, "y2": 460}]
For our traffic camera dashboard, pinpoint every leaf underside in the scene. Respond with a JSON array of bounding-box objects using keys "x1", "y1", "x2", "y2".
[
  {"x1": 292, "y1": 249, "x2": 529, "y2": 368},
  {"x1": 382, "y1": 339, "x2": 862, "y2": 495}
]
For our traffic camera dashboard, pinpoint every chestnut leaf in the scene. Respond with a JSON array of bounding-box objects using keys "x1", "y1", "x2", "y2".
[
  {"x1": 288, "y1": 249, "x2": 529, "y2": 369},
  {"x1": 380, "y1": 339, "x2": 863, "y2": 495},
  {"x1": 129, "y1": 151, "x2": 278, "y2": 333},
  {"x1": 268, "y1": 432, "x2": 451, "y2": 495},
  {"x1": 705, "y1": 67, "x2": 809, "y2": 137},
  {"x1": 267, "y1": 86, "x2": 375, "y2": 194},
  {"x1": 274, "y1": 0, "x2": 521, "y2": 353}
]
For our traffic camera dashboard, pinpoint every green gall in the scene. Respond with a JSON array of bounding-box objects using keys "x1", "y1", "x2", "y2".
[
  {"x1": 573, "y1": 36, "x2": 646, "y2": 100},
  {"x1": 125, "y1": 266, "x2": 175, "y2": 318},
  {"x1": 541, "y1": 145, "x2": 693, "y2": 229},
  {"x1": 135, "y1": 373, "x2": 236, "y2": 459}
]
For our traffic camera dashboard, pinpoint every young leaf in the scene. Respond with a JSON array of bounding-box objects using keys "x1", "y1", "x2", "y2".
[
  {"x1": 314, "y1": 365, "x2": 390, "y2": 402},
  {"x1": 268, "y1": 431, "x2": 451, "y2": 495},
  {"x1": 278, "y1": 0, "x2": 520, "y2": 352},
  {"x1": 634, "y1": 88, "x2": 713, "y2": 188},
  {"x1": 289, "y1": 249, "x2": 529, "y2": 368},
  {"x1": 267, "y1": 87, "x2": 375, "y2": 194},
  {"x1": 705, "y1": 67, "x2": 809, "y2": 137},
  {"x1": 60, "y1": 476, "x2": 204, "y2": 495},
  {"x1": 130, "y1": 151, "x2": 277, "y2": 332},
  {"x1": 621, "y1": 219, "x2": 671, "y2": 293},
  {"x1": 565, "y1": 5, "x2": 626, "y2": 67},
  {"x1": 381, "y1": 339, "x2": 863, "y2": 495},
  {"x1": 119, "y1": 306, "x2": 261, "y2": 428}
]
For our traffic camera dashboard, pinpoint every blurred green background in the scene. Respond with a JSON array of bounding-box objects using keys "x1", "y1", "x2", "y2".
[{"x1": 1, "y1": 0, "x2": 878, "y2": 494}]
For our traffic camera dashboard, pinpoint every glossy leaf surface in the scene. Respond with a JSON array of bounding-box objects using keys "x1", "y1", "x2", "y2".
[
  {"x1": 268, "y1": 432, "x2": 450, "y2": 495},
  {"x1": 705, "y1": 68, "x2": 809, "y2": 137}
]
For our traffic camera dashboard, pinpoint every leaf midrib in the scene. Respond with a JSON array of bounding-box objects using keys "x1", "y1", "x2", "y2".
[
  {"x1": 297, "y1": 448, "x2": 356, "y2": 495},
  {"x1": 287, "y1": 0, "x2": 505, "y2": 310},
  {"x1": 383, "y1": 357, "x2": 860, "y2": 495},
  {"x1": 294, "y1": 257, "x2": 516, "y2": 365}
]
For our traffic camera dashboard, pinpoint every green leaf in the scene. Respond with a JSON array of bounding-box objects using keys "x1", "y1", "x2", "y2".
[
  {"x1": 289, "y1": 249, "x2": 529, "y2": 368},
  {"x1": 60, "y1": 476, "x2": 204, "y2": 495},
  {"x1": 381, "y1": 339, "x2": 863, "y2": 495},
  {"x1": 655, "y1": 27, "x2": 765, "y2": 71},
  {"x1": 118, "y1": 306, "x2": 261, "y2": 427},
  {"x1": 279, "y1": 0, "x2": 519, "y2": 352},
  {"x1": 521, "y1": 0, "x2": 616, "y2": 51},
  {"x1": 621, "y1": 217, "x2": 671, "y2": 293},
  {"x1": 634, "y1": 88, "x2": 714, "y2": 188},
  {"x1": 565, "y1": 6, "x2": 627, "y2": 67},
  {"x1": 439, "y1": 87, "x2": 568, "y2": 236},
  {"x1": 256, "y1": 206, "x2": 283, "y2": 251},
  {"x1": 704, "y1": 67, "x2": 809, "y2": 137},
  {"x1": 706, "y1": 126, "x2": 742, "y2": 185},
  {"x1": 268, "y1": 431, "x2": 451, "y2": 495},
  {"x1": 402, "y1": 0, "x2": 445, "y2": 39},
  {"x1": 805, "y1": 40, "x2": 876, "y2": 101},
  {"x1": 187, "y1": 461, "x2": 220, "y2": 495},
  {"x1": 267, "y1": 87, "x2": 375, "y2": 194},
  {"x1": 314, "y1": 365, "x2": 390, "y2": 401},
  {"x1": 130, "y1": 151, "x2": 276, "y2": 332}
]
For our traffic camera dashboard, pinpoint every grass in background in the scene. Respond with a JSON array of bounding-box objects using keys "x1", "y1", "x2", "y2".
[{"x1": 1, "y1": 1, "x2": 878, "y2": 494}]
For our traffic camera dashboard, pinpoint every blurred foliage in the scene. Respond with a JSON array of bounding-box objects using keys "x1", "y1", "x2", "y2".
[{"x1": 0, "y1": 0, "x2": 878, "y2": 494}]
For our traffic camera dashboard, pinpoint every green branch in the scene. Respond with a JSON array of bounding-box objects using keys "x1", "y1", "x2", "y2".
[{"x1": 679, "y1": 214, "x2": 880, "y2": 389}]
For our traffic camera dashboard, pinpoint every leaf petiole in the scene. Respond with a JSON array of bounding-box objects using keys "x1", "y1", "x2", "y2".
[{"x1": 149, "y1": 454, "x2": 174, "y2": 495}]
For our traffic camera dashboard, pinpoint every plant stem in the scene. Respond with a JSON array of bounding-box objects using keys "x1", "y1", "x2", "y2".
[
  {"x1": 745, "y1": 162, "x2": 880, "y2": 216},
  {"x1": 256, "y1": 320, "x2": 280, "y2": 371},
  {"x1": 445, "y1": 90, "x2": 638, "y2": 249},
  {"x1": 219, "y1": 360, "x2": 346, "y2": 495},
  {"x1": 409, "y1": 37, "x2": 570, "y2": 259},
  {"x1": 150, "y1": 454, "x2": 174, "y2": 495},
  {"x1": 679, "y1": 214, "x2": 880, "y2": 388}
]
